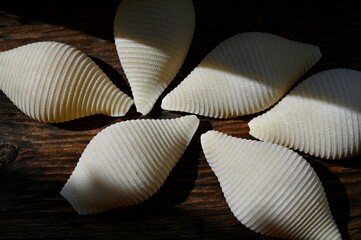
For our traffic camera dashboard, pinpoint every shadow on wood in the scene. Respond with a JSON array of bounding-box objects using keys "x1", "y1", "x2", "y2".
[{"x1": 306, "y1": 158, "x2": 351, "y2": 240}]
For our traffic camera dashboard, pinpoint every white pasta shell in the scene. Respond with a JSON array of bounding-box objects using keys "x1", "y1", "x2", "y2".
[
  {"x1": 201, "y1": 130, "x2": 341, "y2": 239},
  {"x1": 60, "y1": 115, "x2": 199, "y2": 214},
  {"x1": 161, "y1": 32, "x2": 321, "y2": 118},
  {"x1": 249, "y1": 68, "x2": 361, "y2": 159},
  {"x1": 114, "y1": 0, "x2": 195, "y2": 115},
  {"x1": 0, "y1": 42, "x2": 134, "y2": 123}
]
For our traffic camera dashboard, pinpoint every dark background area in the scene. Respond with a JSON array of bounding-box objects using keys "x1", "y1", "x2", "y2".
[{"x1": 0, "y1": 1, "x2": 360, "y2": 239}]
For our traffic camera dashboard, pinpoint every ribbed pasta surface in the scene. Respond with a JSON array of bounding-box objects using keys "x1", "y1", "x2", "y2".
[
  {"x1": 161, "y1": 32, "x2": 321, "y2": 118},
  {"x1": 114, "y1": 0, "x2": 195, "y2": 115},
  {"x1": 201, "y1": 130, "x2": 341, "y2": 239},
  {"x1": 0, "y1": 42, "x2": 134, "y2": 123},
  {"x1": 249, "y1": 68, "x2": 361, "y2": 159},
  {"x1": 60, "y1": 115, "x2": 199, "y2": 215}
]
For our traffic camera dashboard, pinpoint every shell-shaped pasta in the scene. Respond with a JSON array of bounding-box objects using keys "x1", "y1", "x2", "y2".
[
  {"x1": 201, "y1": 130, "x2": 341, "y2": 239},
  {"x1": 0, "y1": 42, "x2": 134, "y2": 123},
  {"x1": 114, "y1": 0, "x2": 195, "y2": 115},
  {"x1": 249, "y1": 68, "x2": 361, "y2": 159},
  {"x1": 60, "y1": 115, "x2": 199, "y2": 214},
  {"x1": 161, "y1": 32, "x2": 321, "y2": 118}
]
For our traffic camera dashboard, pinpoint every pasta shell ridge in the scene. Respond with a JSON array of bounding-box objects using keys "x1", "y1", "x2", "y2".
[
  {"x1": 249, "y1": 68, "x2": 361, "y2": 159},
  {"x1": 60, "y1": 115, "x2": 200, "y2": 214},
  {"x1": 114, "y1": 0, "x2": 195, "y2": 115},
  {"x1": 0, "y1": 41, "x2": 134, "y2": 123},
  {"x1": 201, "y1": 130, "x2": 341, "y2": 239},
  {"x1": 162, "y1": 32, "x2": 321, "y2": 118}
]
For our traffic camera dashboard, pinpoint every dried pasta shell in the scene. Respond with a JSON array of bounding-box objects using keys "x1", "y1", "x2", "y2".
[
  {"x1": 114, "y1": 0, "x2": 195, "y2": 115},
  {"x1": 60, "y1": 115, "x2": 199, "y2": 214},
  {"x1": 249, "y1": 68, "x2": 361, "y2": 159},
  {"x1": 201, "y1": 130, "x2": 341, "y2": 240},
  {"x1": 162, "y1": 32, "x2": 321, "y2": 118},
  {"x1": 0, "y1": 42, "x2": 133, "y2": 123}
]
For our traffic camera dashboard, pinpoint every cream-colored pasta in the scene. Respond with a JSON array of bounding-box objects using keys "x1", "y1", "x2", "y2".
[
  {"x1": 0, "y1": 41, "x2": 133, "y2": 123},
  {"x1": 114, "y1": 0, "x2": 195, "y2": 115},
  {"x1": 162, "y1": 32, "x2": 321, "y2": 118},
  {"x1": 60, "y1": 115, "x2": 199, "y2": 214},
  {"x1": 201, "y1": 130, "x2": 341, "y2": 239},
  {"x1": 249, "y1": 68, "x2": 361, "y2": 159}
]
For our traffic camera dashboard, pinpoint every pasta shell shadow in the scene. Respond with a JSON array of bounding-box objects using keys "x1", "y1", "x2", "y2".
[
  {"x1": 139, "y1": 119, "x2": 212, "y2": 207},
  {"x1": 306, "y1": 158, "x2": 351, "y2": 240},
  {"x1": 89, "y1": 56, "x2": 132, "y2": 97}
]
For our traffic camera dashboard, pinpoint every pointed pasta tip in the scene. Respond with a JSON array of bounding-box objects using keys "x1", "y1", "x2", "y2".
[
  {"x1": 135, "y1": 99, "x2": 154, "y2": 116},
  {"x1": 114, "y1": 0, "x2": 195, "y2": 116}
]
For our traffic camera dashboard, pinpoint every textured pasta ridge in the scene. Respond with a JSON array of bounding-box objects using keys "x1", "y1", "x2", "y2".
[
  {"x1": 201, "y1": 130, "x2": 341, "y2": 239},
  {"x1": 249, "y1": 68, "x2": 361, "y2": 159},
  {"x1": 0, "y1": 41, "x2": 133, "y2": 123},
  {"x1": 114, "y1": 0, "x2": 195, "y2": 115},
  {"x1": 162, "y1": 32, "x2": 321, "y2": 118},
  {"x1": 60, "y1": 115, "x2": 200, "y2": 214}
]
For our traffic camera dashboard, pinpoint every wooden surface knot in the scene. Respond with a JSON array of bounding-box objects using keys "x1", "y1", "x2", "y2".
[{"x1": 0, "y1": 143, "x2": 18, "y2": 166}]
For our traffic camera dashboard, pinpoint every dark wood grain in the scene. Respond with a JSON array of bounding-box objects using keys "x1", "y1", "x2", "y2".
[{"x1": 0, "y1": 1, "x2": 360, "y2": 239}]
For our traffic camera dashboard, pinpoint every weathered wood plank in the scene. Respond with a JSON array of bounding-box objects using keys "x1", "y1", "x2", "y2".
[{"x1": 0, "y1": 1, "x2": 360, "y2": 239}]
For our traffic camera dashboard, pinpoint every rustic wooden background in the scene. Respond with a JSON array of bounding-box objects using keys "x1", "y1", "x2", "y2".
[{"x1": 0, "y1": 1, "x2": 360, "y2": 239}]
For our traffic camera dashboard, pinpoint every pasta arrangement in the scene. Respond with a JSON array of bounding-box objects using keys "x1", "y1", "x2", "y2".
[{"x1": 3, "y1": 0, "x2": 361, "y2": 239}]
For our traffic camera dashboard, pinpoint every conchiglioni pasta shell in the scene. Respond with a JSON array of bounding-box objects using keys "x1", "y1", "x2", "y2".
[
  {"x1": 162, "y1": 32, "x2": 321, "y2": 118},
  {"x1": 249, "y1": 68, "x2": 361, "y2": 159},
  {"x1": 0, "y1": 42, "x2": 133, "y2": 123},
  {"x1": 114, "y1": 0, "x2": 195, "y2": 115},
  {"x1": 60, "y1": 115, "x2": 199, "y2": 214},
  {"x1": 201, "y1": 130, "x2": 341, "y2": 239}
]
